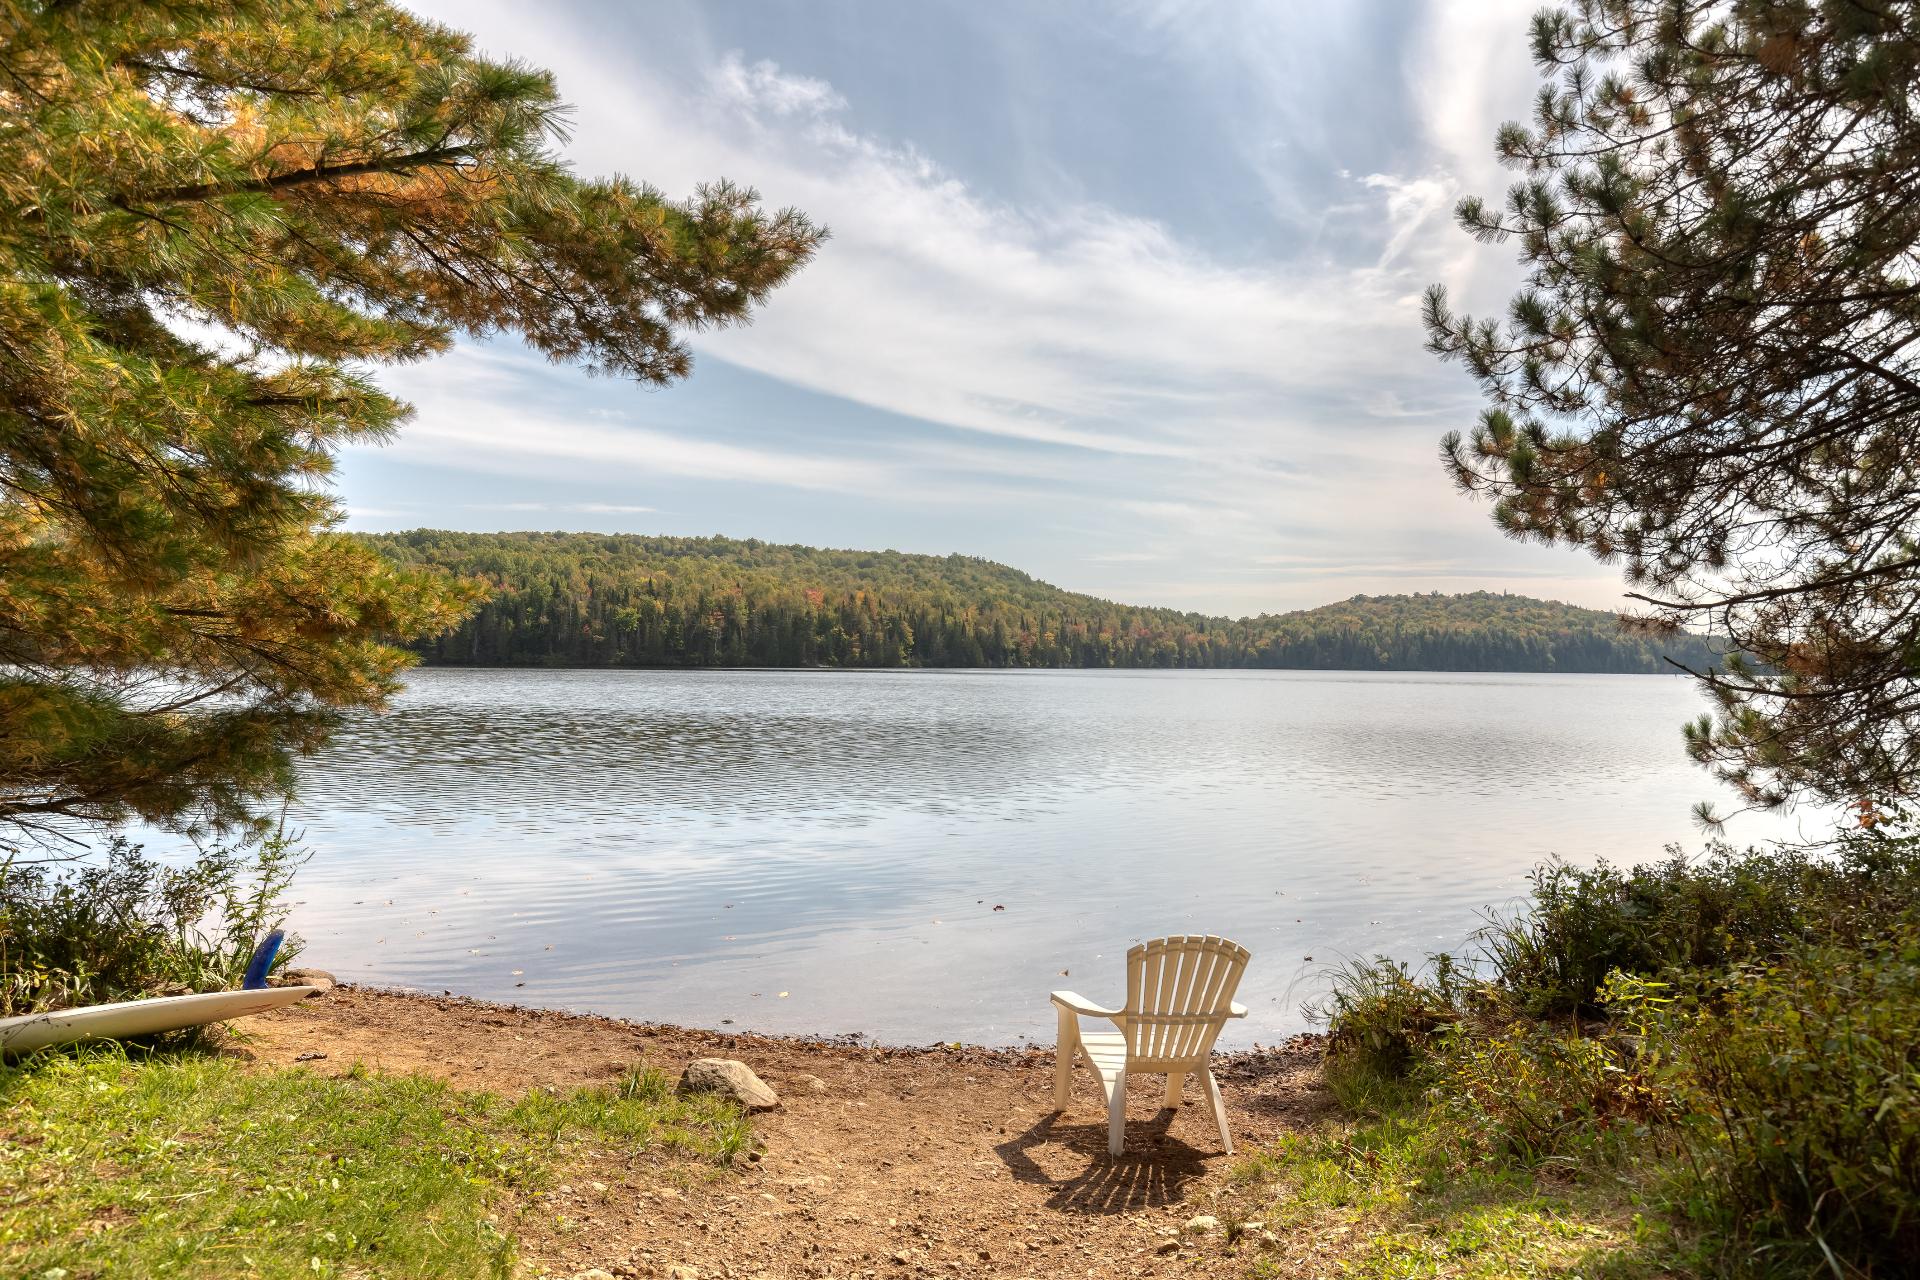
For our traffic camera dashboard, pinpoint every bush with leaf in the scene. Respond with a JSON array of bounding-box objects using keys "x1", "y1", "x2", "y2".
[
  {"x1": 1314, "y1": 955, "x2": 1471, "y2": 1106},
  {"x1": 1434, "y1": 972, "x2": 1682, "y2": 1168},
  {"x1": 1666, "y1": 934, "x2": 1920, "y2": 1274},
  {"x1": 0, "y1": 836, "x2": 304, "y2": 1015},
  {"x1": 1479, "y1": 835, "x2": 1920, "y2": 1018},
  {"x1": 1308, "y1": 827, "x2": 1920, "y2": 1275}
]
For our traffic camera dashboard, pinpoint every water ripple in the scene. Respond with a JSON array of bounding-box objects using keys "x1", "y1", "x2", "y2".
[{"x1": 285, "y1": 668, "x2": 1802, "y2": 1045}]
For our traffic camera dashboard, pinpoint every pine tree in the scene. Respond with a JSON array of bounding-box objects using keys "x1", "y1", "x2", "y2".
[
  {"x1": 0, "y1": 1, "x2": 823, "y2": 845},
  {"x1": 1426, "y1": 1, "x2": 1920, "y2": 814}
]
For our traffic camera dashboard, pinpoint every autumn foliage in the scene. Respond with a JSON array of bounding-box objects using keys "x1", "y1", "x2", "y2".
[{"x1": 0, "y1": 1, "x2": 821, "y2": 844}]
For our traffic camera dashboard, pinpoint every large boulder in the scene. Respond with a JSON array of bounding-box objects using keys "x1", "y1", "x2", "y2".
[{"x1": 678, "y1": 1058, "x2": 779, "y2": 1111}]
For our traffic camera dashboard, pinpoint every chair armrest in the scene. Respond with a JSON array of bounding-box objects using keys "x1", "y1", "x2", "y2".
[
  {"x1": 1228, "y1": 1001, "x2": 1248, "y2": 1019},
  {"x1": 1050, "y1": 990, "x2": 1122, "y2": 1018}
]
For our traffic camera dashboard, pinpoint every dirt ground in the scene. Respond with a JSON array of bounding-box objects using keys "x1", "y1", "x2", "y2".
[{"x1": 240, "y1": 984, "x2": 1334, "y2": 1279}]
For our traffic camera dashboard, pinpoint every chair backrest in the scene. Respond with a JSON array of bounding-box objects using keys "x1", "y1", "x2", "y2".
[{"x1": 1121, "y1": 934, "x2": 1249, "y2": 1069}]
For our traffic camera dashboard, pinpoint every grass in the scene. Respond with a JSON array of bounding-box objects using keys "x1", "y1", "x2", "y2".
[
  {"x1": 0, "y1": 1046, "x2": 750, "y2": 1279},
  {"x1": 1224, "y1": 1107, "x2": 1680, "y2": 1279}
]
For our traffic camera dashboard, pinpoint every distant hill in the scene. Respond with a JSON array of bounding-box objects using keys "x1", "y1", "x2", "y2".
[{"x1": 359, "y1": 530, "x2": 1724, "y2": 674}]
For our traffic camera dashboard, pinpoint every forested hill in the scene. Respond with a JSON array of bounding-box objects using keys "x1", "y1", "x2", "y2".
[{"x1": 360, "y1": 530, "x2": 1723, "y2": 674}]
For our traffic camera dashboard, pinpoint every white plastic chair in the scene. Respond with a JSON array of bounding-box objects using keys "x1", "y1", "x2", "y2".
[{"x1": 1050, "y1": 934, "x2": 1251, "y2": 1156}]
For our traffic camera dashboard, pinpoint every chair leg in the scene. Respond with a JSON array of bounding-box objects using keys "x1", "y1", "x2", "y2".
[
  {"x1": 1202, "y1": 1069, "x2": 1232, "y2": 1155},
  {"x1": 1053, "y1": 1007, "x2": 1078, "y2": 1111},
  {"x1": 1163, "y1": 1070, "x2": 1185, "y2": 1109},
  {"x1": 1107, "y1": 1070, "x2": 1128, "y2": 1156}
]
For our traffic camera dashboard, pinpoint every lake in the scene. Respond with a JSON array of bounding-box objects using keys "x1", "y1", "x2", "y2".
[{"x1": 284, "y1": 667, "x2": 1806, "y2": 1047}]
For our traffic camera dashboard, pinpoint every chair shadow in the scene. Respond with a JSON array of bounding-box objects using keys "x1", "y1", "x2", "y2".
[{"x1": 993, "y1": 1109, "x2": 1216, "y2": 1215}]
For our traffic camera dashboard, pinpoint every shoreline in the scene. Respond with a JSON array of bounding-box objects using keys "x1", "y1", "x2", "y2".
[
  {"x1": 314, "y1": 980, "x2": 1327, "y2": 1067},
  {"x1": 397, "y1": 662, "x2": 1699, "y2": 679},
  {"x1": 235, "y1": 981, "x2": 1334, "y2": 1278}
]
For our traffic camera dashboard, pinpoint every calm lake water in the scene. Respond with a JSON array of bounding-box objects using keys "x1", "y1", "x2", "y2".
[{"x1": 284, "y1": 668, "x2": 1806, "y2": 1047}]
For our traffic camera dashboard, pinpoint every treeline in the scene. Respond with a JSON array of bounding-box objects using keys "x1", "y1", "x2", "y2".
[{"x1": 358, "y1": 530, "x2": 1724, "y2": 674}]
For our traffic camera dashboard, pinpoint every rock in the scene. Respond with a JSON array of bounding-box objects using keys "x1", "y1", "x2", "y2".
[
  {"x1": 1155, "y1": 1240, "x2": 1180, "y2": 1255},
  {"x1": 1183, "y1": 1214, "x2": 1219, "y2": 1235},
  {"x1": 570, "y1": 1271, "x2": 617, "y2": 1280},
  {"x1": 678, "y1": 1059, "x2": 779, "y2": 1111},
  {"x1": 797, "y1": 1074, "x2": 829, "y2": 1095},
  {"x1": 279, "y1": 968, "x2": 337, "y2": 993},
  {"x1": 667, "y1": 1267, "x2": 700, "y2": 1280}
]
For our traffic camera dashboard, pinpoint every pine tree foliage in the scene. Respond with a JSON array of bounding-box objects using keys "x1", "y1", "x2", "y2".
[
  {"x1": 1426, "y1": 1, "x2": 1920, "y2": 812},
  {"x1": 0, "y1": 2, "x2": 823, "y2": 844},
  {"x1": 363, "y1": 530, "x2": 1723, "y2": 675}
]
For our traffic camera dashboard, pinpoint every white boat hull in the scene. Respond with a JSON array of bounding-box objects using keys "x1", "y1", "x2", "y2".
[{"x1": 0, "y1": 986, "x2": 319, "y2": 1055}]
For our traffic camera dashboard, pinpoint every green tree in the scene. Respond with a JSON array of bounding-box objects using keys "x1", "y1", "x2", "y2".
[
  {"x1": 356, "y1": 530, "x2": 1724, "y2": 675},
  {"x1": 1426, "y1": 1, "x2": 1920, "y2": 815},
  {"x1": 0, "y1": 1, "x2": 823, "y2": 845}
]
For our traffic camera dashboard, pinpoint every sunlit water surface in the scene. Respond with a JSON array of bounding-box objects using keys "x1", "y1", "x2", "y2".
[{"x1": 279, "y1": 668, "x2": 1809, "y2": 1046}]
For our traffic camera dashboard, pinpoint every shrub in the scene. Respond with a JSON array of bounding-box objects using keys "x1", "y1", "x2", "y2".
[
  {"x1": 1670, "y1": 933, "x2": 1920, "y2": 1274},
  {"x1": 1314, "y1": 955, "x2": 1468, "y2": 1105},
  {"x1": 1308, "y1": 829, "x2": 1920, "y2": 1275},
  {"x1": 1434, "y1": 973, "x2": 1682, "y2": 1167},
  {"x1": 1479, "y1": 830, "x2": 1920, "y2": 1017},
  {"x1": 0, "y1": 834, "x2": 304, "y2": 1014}
]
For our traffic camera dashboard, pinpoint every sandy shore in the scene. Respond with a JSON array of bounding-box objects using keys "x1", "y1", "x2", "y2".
[{"x1": 241, "y1": 983, "x2": 1333, "y2": 1278}]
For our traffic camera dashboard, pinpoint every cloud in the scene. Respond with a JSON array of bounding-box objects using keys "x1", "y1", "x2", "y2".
[
  {"x1": 709, "y1": 53, "x2": 845, "y2": 118},
  {"x1": 439, "y1": 18, "x2": 1478, "y2": 466},
  {"x1": 368, "y1": 1, "x2": 1623, "y2": 614},
  {"x1": 397, "y1": 408, "x2": 891, "y2": 495},
  {"x1": 1358, "y1": 172, "x2": 1457, "y2": 270}
]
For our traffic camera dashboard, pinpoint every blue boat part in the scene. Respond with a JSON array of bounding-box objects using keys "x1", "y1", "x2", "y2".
[{"x1": 242, "y1": 930, "x2": 286, "y2": 990}]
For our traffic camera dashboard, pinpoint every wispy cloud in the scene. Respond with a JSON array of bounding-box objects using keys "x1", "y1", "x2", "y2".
[
  {"x1": 366, "y1": 0, "x2": 1623, "y2": 614},
  {"x1": 391, "y1": 390, "x2": 895, "y2": 496}
]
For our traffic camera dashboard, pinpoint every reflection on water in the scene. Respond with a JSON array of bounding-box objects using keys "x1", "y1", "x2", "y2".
[{"x1": 285, "y1": 668, "x2": 1805, "y2": 1046}]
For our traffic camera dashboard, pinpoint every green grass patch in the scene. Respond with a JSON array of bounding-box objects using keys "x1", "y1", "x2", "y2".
[
  {"x1": 1228, "y1": 1108, "x2": 1677, "y2": 1279},
  {"x1": 0, "y1": 1047, "x2": 748, "y2": 1279}
]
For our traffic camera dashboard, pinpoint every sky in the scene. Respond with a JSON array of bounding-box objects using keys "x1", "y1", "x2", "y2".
[{"x1": 342, "y1": 0, "x2": 1626, "y2": 618}]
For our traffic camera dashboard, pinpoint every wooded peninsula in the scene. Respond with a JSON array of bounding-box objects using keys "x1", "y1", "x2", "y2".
[{"x1": 363, "y1": 530, "x2": 1721, "y2": 674}]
